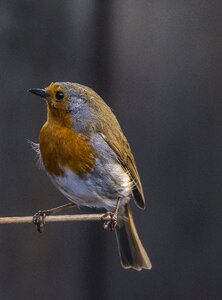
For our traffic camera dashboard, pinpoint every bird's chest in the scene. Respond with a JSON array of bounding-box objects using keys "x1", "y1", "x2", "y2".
[{"x1": 39, "y1": 122, "x2": 96, "y2": 177}]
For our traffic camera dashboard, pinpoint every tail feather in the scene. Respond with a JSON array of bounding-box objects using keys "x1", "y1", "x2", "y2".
[{"x1": 115, "y1": 204, "x2": 152, "y2": 271}]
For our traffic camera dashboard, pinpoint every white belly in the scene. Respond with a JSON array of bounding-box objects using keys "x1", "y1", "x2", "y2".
[{"x1": 49, "y1": 163, "x2": 133, "y2": 210}]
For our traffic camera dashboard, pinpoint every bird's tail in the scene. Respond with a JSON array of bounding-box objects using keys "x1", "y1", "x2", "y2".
[{"x1": 115, "y1": 204, "x2": 152, "y2": 271}]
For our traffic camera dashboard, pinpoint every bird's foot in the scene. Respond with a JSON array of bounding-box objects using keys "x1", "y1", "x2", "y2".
[
  {"x1": 33, "y1": 210, "x2": 47, "y2": 233},
  {"x1": 33, "y1": 203, "x2": 77, "y2": 233},
  {"x1": 101, "y1": 198, "x2": 120, "y2": 231},
  {"x1": 101, "y1": 212, "x2": 118, "y2": 231}
]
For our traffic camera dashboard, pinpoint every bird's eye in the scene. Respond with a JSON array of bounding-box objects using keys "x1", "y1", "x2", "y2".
[{"x1": 56, "y1": 91, "x2": 64, "y2": 100}]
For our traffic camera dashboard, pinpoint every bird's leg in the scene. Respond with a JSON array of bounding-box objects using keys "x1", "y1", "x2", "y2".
[
  {"x1": 101, "y1": 198, "x2": 120, "y2": 231},
  {"x1": 33, "y1": 202, "x2": 76, "y2": 233}
]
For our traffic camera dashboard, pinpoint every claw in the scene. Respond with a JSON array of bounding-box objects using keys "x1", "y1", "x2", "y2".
[
  {"x1": 101, "y1": 212, "x2": 118, "y2": 231},
  {"x1": 33, "y1": 211, "x2": 47, "y2": 233},
  {"x1": 101, "y1": 214, "x2": 112, "y2": 221},
  {"x1": 101, "y1": 198, "x2": 120, "y2": 231}
]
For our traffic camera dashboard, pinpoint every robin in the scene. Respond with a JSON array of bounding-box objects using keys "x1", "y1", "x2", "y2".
[{"x1": 29, "y1": 82, "x2": 152, "y2": 271}]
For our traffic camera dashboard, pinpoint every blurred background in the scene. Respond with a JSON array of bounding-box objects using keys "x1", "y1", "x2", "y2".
[{"x1": 0, "y1": 1, "x2": 222, "y2": 299}]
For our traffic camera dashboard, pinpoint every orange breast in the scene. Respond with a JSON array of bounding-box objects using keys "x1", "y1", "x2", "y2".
[{"x1": 39, "y1": 121, "x2": 96, "y2": 177}]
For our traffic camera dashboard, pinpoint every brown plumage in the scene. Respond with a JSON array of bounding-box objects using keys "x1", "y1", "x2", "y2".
[
  {"x1": 71, "y1": 83, "x2": 145, "y2": 209},
  {"x1": 116, "y1": 204, "x2": 151, "y2": 270},
  {"x1": 40, "y1": 121, "x2": 96, "y2": 177},
  {"x1": 29, "y1": 82, "x2": 151, "y2": 271}
]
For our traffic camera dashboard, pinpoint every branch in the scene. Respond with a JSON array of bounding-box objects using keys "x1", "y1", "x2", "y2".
[{"x1": 0, "y1": 214, "x2": 104, "y2": 224}]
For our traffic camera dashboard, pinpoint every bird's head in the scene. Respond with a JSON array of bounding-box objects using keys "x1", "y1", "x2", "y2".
[{"x1": 29, "y1": 82, "x2": 102, "y2": 132}]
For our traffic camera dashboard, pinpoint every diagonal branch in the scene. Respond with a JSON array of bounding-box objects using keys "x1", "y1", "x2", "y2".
[{"x1": 0, "y1": 214, "x2": 104, "y2": 224}]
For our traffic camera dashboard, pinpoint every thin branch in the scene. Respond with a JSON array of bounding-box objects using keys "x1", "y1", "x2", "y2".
[{"x1": 0, "y1": 214, "x2": 104, "y2": 224}]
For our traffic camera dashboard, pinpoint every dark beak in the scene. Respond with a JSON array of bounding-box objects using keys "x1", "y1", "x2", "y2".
[{"x1": 28, "y1": 88, "x2": 48, "y2": 98}]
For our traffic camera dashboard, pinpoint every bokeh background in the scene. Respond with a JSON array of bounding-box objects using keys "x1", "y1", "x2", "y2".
[{"x1": 0, "y1": 1, "x2": 222, "y2": 299}]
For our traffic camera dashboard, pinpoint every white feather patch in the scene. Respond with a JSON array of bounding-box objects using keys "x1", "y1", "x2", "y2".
[{"x1": 28, "y1": 140, "x2": 44, "y2": 170}]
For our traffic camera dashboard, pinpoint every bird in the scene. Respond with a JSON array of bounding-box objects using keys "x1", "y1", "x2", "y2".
[{"x1": 28, "y1": 82, "x2": 152, "y2": 271}]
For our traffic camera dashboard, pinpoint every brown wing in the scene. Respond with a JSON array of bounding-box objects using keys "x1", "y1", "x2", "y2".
[
  {"x1": 100, "y1": 131, "x2": 145, "y2": 209},
  {"x1": 73, "y1": 83, "x2": 145, "y2": 209}
]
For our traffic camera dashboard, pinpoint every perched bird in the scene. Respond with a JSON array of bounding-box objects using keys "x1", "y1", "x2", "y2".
[{"x1": 29, "y1": 82, "x2": 152, "y2": 271}]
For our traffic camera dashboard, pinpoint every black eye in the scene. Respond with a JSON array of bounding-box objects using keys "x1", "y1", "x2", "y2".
[{"x1": 56, "y1": 91, "x2": 64, "y2": 100}]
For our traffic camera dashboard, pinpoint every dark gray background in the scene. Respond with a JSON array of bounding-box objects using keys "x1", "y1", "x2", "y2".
[{"x1": 0, "y1": 1, "x2": 221, "y2": 299}]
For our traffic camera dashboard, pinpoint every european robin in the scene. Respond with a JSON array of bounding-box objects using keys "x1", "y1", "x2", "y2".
[{"x1": 29, "y1": 82, "x2": 152, "y2": 271}]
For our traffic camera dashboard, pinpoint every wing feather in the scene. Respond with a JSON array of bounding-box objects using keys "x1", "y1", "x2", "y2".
[
  {"x1": 73, "y1": 83, "x2": 146, "y2": 209},
  {"x1": 100, "y1": 132, "x2": 145, "y2": 209}
]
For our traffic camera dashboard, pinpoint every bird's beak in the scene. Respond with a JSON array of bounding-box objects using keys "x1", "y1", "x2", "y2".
[{"x1": 28, "y1": 88, "x2": 49, "y2": 98}]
